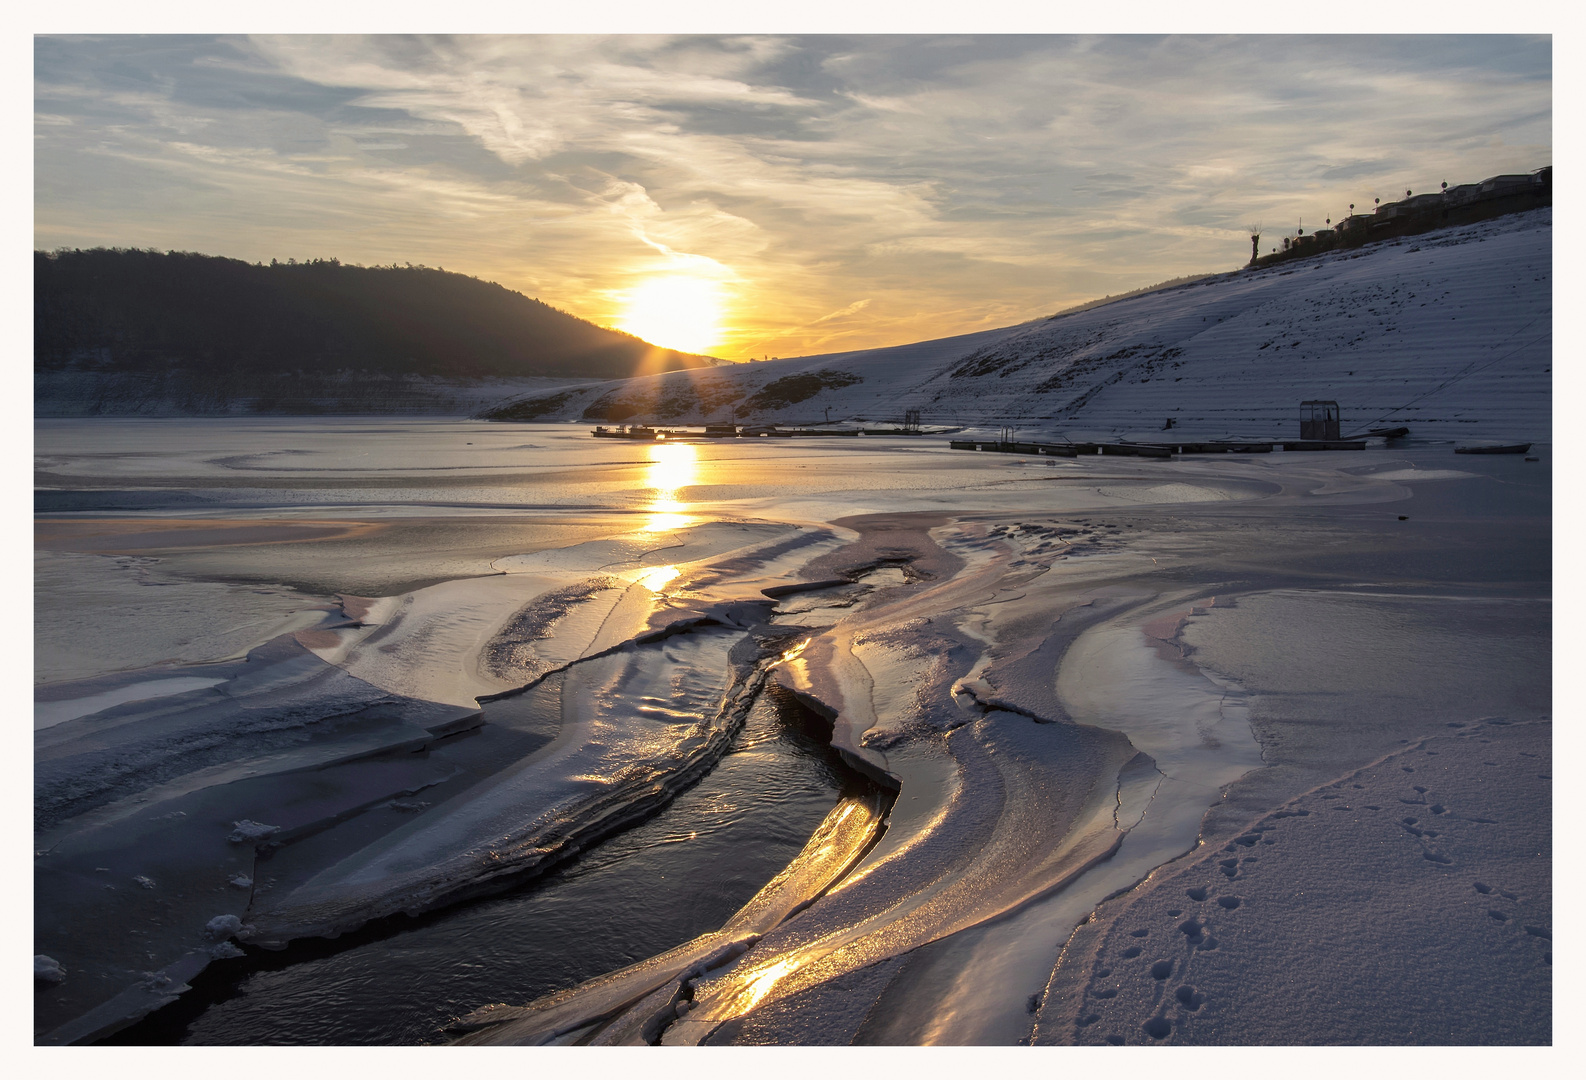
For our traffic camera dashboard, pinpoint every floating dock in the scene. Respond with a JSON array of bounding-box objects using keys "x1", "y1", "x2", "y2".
[{"x1": 951, "y1": 437, "x2": 1368, "y2": 457}]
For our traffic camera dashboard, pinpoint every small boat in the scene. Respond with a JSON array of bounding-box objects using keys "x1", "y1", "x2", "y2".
[
  {"x1": 1280, "y1": 440, "x2": 1367, "y2": 451},
  {"x1": 591, "y1": 424, "x2": 660, "y2": 440},
  {"x1": 1454, "y1": 443, "x2": 1531, "y2": 455}
]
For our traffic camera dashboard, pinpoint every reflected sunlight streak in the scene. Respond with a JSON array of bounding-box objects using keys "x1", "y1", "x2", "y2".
[
  {"x1": 644, "y1": 442, "x2": 699, "y2": 531},
  {"x1": 634, "y1": 565, "x2": 680, "y2": 592},
  {"x1": 733, "y1": 956, "x2": 803, "y2": 1014}
]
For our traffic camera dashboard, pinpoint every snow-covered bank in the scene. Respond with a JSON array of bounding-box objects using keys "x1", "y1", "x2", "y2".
[
  {"x1": 1037, "y1": 719, "x2": 1551, "y2": 1044},
  {"x1": 33, "y1": 519, "x2": 839, "y2": 1042},
  {"x1": 487, "y1": 208, "x2": 1550, "y2": 443},
  {"x1": 35, "y1": 423, "x2": 1549, "y2": 1045},
  {"x1": 449, "y1": 447, "x2": 1547, "y2": 1046}
]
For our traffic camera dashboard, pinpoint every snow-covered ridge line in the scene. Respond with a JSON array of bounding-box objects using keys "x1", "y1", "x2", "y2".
[{"x1": 484, "y1": 208, "x2": 1549, "y2": 443}]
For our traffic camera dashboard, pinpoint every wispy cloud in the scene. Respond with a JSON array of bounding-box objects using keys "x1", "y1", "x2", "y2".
[{"x1": 34, "y1": 34, "x2": 1551, "y2": 359}]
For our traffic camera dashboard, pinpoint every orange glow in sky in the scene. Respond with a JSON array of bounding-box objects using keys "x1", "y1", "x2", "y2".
[{"x1": 32, "y1": 37, "x2": 1553, "y2": 365}]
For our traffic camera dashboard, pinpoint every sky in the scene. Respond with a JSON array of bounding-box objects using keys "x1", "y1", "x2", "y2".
[{"x1": 34, "y1": 33, "x2": 1552, "y2": 360}]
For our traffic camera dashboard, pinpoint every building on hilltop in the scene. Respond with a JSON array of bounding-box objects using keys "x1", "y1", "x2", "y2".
[
  {"x1": 1481, "y1": 173, "x2": 1542, "y2": 196},
  {"x1": 1250, "y1": 165, "x2": 1550, "y2": 271}
]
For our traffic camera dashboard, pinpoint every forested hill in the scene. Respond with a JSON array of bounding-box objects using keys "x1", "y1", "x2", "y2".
[{"x1": 35, "y1": 248, "x2": 716, "y2": 415}]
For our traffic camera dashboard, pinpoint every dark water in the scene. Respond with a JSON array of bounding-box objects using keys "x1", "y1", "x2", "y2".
[{"x1": 103, "y1": 685, "x2": 859, "y2": 1045}]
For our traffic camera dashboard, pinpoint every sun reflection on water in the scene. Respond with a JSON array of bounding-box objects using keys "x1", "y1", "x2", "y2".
[
  {"x1": 634, "y1": 565, "x2": 680, "y2": 592},
  {"x1": 644, "y1": 442, "x2": 699, "y2": 531},
  {"x1": 734, "y1": 956, "x2": 802, "y2": 1013}
]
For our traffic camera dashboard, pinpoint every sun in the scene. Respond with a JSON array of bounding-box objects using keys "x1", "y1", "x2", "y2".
[{"x1": 616, "y1": 276, "x2": 723, "y2": 355}]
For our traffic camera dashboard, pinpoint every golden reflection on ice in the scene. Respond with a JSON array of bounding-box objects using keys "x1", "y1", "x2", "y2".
[
  {"x1": 779, "y1": 638, "x2": 811, "y2": 663},
  {"x1": 774, "y1": 637, "x2": 814, "y2": 693},
  {"x1": 634, "y1": 565, "x2": 680, "y2": 592},
  {"x1": 647, "y1": 505, "x2": 691, "y2": 532},
  {"x1": 644, "y1": 442, "x2": 699, "y2": 531},
  {"x1": 734, "y1": 956, "x2": 802, "y2": 1013}
]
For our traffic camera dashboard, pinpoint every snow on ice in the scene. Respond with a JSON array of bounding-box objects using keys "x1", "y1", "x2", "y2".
[{"x1": 35, "y1": 208, "x2": 1550, "y2": 1045}]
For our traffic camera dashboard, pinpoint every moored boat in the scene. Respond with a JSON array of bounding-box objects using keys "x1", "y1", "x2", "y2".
[{"x1": 1454, "y1": 443, "x2": 1531, "y2": 454}]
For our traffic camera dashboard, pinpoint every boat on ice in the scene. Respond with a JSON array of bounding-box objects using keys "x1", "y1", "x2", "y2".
[{"x1": 1454, "y1": 443, "x2": 1532, "y2": 455}]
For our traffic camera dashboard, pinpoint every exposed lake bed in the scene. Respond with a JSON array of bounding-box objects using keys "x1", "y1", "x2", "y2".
[{"x1": 34, "y1": 419, "x2": 1550, "y2": 1045}]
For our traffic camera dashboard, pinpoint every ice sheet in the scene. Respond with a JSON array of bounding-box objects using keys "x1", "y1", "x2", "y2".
[
  {"x1": 244, "y1": 625, "x2": 757, "y2": 944},
  {"x1": 35, "y1": 677, "x2": 227, "y2": 730},
  {"x1": 35, "y1": 417, "x2": 1548, "y2": 1045}
]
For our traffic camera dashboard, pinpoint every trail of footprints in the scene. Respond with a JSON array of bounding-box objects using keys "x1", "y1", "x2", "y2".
[
  {"x1": 1075, "y1": 722, "x2": 1550, "y2": 1044},
  {"x1": 1076, "y1": 848, "x2": 1252, "y2": 1044}
]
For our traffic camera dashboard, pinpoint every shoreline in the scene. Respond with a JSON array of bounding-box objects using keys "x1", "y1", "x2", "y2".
[{"x1": 34, "y1": 425, "x2": 1550, "y2": 1044}]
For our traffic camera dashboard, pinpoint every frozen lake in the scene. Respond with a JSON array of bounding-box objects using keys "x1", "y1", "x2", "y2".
[{"x1": 35, "y1": 419, "x2": 1550, "y2": 1045}]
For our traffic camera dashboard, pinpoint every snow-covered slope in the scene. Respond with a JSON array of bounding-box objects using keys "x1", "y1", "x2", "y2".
[{"x1": 489, "y1": 209, "x2": 1551, "y2": 442}]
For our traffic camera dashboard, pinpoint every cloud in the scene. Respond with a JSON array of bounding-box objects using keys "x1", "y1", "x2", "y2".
[
  {"x1": 34, "y1": 34, "x2": 1551, "y2": 359},
  {"x1": 813, "y1": 299, "x2": 872, "y2": 324}
]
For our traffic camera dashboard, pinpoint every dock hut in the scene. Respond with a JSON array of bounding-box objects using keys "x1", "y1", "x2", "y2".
[{"x1": 1300, "y1": 400, "x2": 1341, "y2": 440}]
